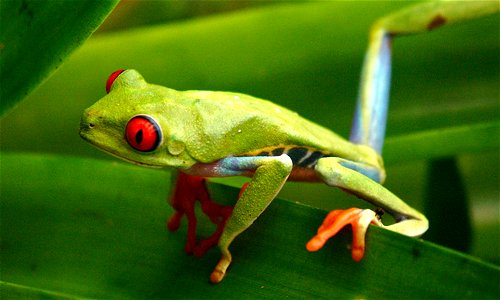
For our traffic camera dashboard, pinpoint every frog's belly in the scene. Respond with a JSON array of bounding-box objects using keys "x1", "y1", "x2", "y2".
[{"x1": 288, "y1": 167, "x2": 321, "y2": 182}]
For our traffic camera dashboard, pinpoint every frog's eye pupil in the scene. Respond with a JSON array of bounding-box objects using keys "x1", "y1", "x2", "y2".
[
  {"x1": 125, "y1": 116, "x2": 161, "y2": 152},
  {"x1": 106, "y1": 69, "x2": 125, "y2": 94},
  {"x1": 135, "y1": 129, "x2": 143, "y2": 144}
]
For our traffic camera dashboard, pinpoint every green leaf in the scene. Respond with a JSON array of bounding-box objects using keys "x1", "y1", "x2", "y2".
[
  {"x1": 0, "y1": 0, "x2": 119, "y2": 117},
  {"x1": 384, "y1": 121, "x2": 499, "y2": 164},
  {"x1": 0, "y1": 282, "x2": 78, "y2": 300},
  {"x1": 1, "y1": 152, "x2": 499, "y2": 298}
]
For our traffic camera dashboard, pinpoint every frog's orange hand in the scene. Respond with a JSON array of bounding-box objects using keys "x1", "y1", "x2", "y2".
[
  {"x1": 306, "y1": 208, "x2": 382, "y2": 261},
  {"x1": 167, "y1": 172, "x2": 233, "y2": 256}
]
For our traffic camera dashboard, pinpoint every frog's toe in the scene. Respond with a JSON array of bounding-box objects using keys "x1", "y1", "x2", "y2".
[{"x1": 167, "y1": 211, "x2": 183, "y2": 231}]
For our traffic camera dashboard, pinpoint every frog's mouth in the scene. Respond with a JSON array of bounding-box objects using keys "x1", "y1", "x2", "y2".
[
  {"x1": 79, "y1": 118, "x2": 165, "y2": 168},
  {"x1": 100, "y1": 147, "x2": 166, "y2": 169}
]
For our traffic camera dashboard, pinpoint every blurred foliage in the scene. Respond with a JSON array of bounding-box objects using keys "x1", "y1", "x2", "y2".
[
  {"x1": 97, "y1": 0, "x2": 276, "y2": 33},
  {"x1": 1, "y1": 0, "x2": 499, "y2": 298}
]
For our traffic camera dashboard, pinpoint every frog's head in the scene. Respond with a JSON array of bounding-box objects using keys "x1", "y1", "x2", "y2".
[{"x1": 80, "y1": 69, "x2": 196, "y2": 169}]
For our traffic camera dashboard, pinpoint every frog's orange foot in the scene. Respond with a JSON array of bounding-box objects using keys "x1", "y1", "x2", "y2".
[{"x1": 306, "y1": 208, "x2": 382, "y2": 261}]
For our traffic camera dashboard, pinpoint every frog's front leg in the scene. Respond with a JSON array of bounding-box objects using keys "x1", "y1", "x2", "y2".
[
  {"x1": 168, "y1": 171, "x2": 233, "y2": 256},
  {"x1": 308, "y1": 157, "x2": 428, "y2": 260},
  {"x1": 196, "y1": 154, "x2": 293, "y2": 283}
]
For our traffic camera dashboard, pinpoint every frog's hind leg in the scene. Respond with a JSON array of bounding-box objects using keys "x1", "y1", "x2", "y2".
[
  {"x1": 350, "y1": 1, "x2": 499, "y2": 154},
  {"x1": 332, "y1": 0, "x2": 498, "y2": 262},
  {"x1": 309, "y1": 157, "x2": 428, "y2": 260}
]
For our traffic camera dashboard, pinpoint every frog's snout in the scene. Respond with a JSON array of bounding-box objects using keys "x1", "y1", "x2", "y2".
[
  {"x1": 79, "y1": 113, "x2": 89, "y2": 129},
  {"x1": 79, "y1": 110, "x2": 97, "y2": 139}
]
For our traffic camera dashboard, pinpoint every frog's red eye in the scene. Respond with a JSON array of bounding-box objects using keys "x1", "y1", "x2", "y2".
[
  {"x1": 106, "y1": 69, "x2": 125, "y2": 94},
  {"x1": 125, "y1": 115, "x2": 162, "y2": 152}
]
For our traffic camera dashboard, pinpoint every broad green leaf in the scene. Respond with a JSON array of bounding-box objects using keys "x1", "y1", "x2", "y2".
[
  {"x1": 0, "y1": 0, "x2": 119, "y2": 116},
  {"x1": 1, "y1": 152, "x2": 499, "y2": 298},
  {"x1": 0, "y1": 282, "x2": 76, "y2": 300},
  {"x1": 384, "y1": 121, "x2": 499, "y2": 164},
  {"x1": 97, "y1": 0, "x2": 275, "y2": 33}
]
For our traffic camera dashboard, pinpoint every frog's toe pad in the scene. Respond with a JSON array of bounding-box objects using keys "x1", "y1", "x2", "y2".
[
  {"x1": 306, "y1": 208, "x2": 381, "y2": 261},
  {"x1": 167, "y1": 212, "x2": 182, "y2": 232}
]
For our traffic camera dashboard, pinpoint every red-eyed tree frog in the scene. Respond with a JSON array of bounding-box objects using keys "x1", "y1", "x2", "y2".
[{"x1": 80, "y1": 2, "x2": 499, "y2": 283}]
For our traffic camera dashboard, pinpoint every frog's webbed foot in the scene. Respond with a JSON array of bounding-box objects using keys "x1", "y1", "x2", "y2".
[
  {"x1": 307, "y1": 208, "x2": 383, "y2": 261},
  {"x1": 311, "y1": 157, "x2": 427, "y2": 260},
  {"x1": 167, "y1": 171, "x2": 233, "y2": 256}
]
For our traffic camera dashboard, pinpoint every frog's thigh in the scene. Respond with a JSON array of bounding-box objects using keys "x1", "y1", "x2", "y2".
[{"x1": 314, "y1": 157, "x2": 428, "y2": 237}]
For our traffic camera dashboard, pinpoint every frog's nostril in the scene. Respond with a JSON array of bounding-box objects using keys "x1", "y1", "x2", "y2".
[{"x1": 79, "y1": 115, "x2": 95, "y2": 132}]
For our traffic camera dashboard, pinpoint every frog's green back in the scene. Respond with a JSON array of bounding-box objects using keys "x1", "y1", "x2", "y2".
[{"x1": 175, "y1": 90, "x2": 378, "y2": 167}]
